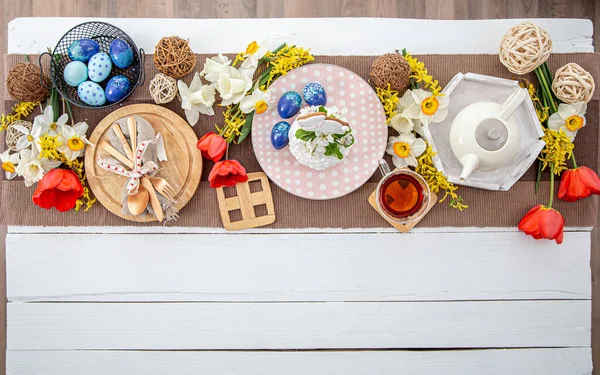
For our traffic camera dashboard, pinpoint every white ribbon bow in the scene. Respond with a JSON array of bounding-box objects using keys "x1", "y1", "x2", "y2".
[{"x1": 97, "y1": 133, "x2": 168, "y2": 195}]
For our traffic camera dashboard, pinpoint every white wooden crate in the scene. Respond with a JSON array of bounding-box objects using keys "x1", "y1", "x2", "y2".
[{"x1": 5, "y1": 17, "x2": 595, "y2": 375}]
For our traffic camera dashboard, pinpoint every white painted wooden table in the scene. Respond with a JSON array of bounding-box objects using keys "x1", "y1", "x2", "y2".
[{"x1": 5, "y1": 18, "x2": 595, "y2": 375}]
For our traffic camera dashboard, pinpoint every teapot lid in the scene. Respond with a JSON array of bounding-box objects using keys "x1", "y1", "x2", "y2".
[{"x1": 475, "y1": 118, "x2": 508, "y2": 151}]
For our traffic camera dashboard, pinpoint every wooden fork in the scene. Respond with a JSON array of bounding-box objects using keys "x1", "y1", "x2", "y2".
[{"x1": 149, "y1": 177, "x2": 177, "y2": 203}]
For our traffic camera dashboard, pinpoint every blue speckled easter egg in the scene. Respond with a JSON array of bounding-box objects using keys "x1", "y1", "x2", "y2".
[
  {"x1": 105, "y1": 75, "x2": 131, "y2": 103},
  {"x1": 63, "y1": 61, "x2": 88, "y2": 87},
  {"x1": 302, "y1": 82, "x2": 327, "y2": 106},
  {"x1": 78, "y1": 81, "x2": 106, "y2": 106},
  {"x1": 271, "y1": 121, "x2": 291, "y2": 150},
  {"x1": 277, "y1": 91, "x2": 302, "y2": 119},
  {"x1": 109, "y1": 39, "x2": 134, "y2": 69},
  {"x1": 67, "y1": 39, "x2": 100, "y2": 62},
  {"x1": 87, "y1": 52, "x2": 112, "y2": 83}
]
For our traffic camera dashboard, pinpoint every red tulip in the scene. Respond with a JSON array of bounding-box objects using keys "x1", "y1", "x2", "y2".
[
  {"x1": 32, "y1": 169, "x2": 83, "y2": 212},
  {"x1": 208, "y1": 159, "x2": 249, "y2": 188},
  {"x1": 196, "y1": 132, "x2": 227, "y2": 162},
  {"x1": 518, "y1": 205, "x2": 564, "y2": 244},
  {"x1": 557, "y1": 166, "x2": 600, "y2": 202}
]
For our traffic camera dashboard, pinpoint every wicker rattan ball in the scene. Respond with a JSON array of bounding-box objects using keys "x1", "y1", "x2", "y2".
[
  {"x1": 499, "y1": 22, "x2": 553, "y2": 75},
  {"x1": 6, "y1": 62, "x2": 50, "y2": 102},
  {"x1": 149, "y1": 73, "x2": 178, "y2": 104},
  {"x1": 370, "y1": 53, "x2": 411, "y2": 94},
  {"x1": 153, "y1": 36, "x2": 196, "y2": 79},
  {"x1": 552, "y1": 63, "x2": 595, "y2": 104},
  {"x1": 5, "y1": 120, "x2": 32, "y2": 152}
]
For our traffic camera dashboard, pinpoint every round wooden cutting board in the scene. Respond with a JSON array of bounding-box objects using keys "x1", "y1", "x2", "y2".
[{"x1": 84, "y1": 104, "x2": 202, "y2": 222}]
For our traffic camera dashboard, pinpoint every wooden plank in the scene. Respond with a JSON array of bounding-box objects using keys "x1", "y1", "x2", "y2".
[
  {"x1": 6, "y1": 232, "x2": 590, "y2": 302},
  {"x1": 5, "y1": 348, "x2": 593, "y2": 375},
  {"x1": 7, "y1": 301, "x2": 590, "y2": 349},
  {"x1": 7, "y1": 18, "x2": 593, "y2": 55}
]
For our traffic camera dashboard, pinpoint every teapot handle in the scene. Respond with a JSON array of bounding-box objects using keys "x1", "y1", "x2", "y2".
[{"x1": 499, "y1": 88, "x2": 527, "y2": 121}]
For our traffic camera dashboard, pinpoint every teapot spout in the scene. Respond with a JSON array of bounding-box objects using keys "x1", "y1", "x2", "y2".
[{"x1": 459, "y1": 154, "x2": 480, "y2": 181}]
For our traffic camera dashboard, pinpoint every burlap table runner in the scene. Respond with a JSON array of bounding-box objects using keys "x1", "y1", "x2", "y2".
[{"x1": 2, "y1": 53, "x2": 599, "y2": 228}]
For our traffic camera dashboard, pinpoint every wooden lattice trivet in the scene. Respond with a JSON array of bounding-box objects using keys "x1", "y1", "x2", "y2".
[
  {"x1": 216, "y1": 172, "x2": 276, "y2": 231},
  {"x1": 368, "y1": 185, "x2": 437, "y2": 233}
]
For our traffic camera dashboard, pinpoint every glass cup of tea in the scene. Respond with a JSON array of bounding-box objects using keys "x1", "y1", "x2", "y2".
[{"x1": 375, "y1": 159, "x2": 431, "y2": 224}]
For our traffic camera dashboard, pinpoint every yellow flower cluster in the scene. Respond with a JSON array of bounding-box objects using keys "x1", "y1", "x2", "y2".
[
  {"x1": 264, "y1": 45, "x2": 314, "y2": 85},
  {"x1": 61, "y1": 156, "x2": 96, "y2": 212},
  {"x1": 539, "y1": 128, "x2": 574, "y2": 175},
  {"x1": 520, "y1": 79, "x2": 549, "y2": 123},
  {"x1": 416, "y1": 145, "x2": 468, "y2": 211},
  {"x1": 215, "y1": 105, "x2": 246, "y2": 144},
  {"x1": 375, "y1": 84, "x2": 400, "y2": 123},
  {"x1": 404, "y1": 53, "x2": 442, "y2": 96},
  {"x1": 1, "y1": 101, "x2": 38, "y2": 131},
  {"x1": 37, "y1": 133, "x2": 62, "y2": 160}
]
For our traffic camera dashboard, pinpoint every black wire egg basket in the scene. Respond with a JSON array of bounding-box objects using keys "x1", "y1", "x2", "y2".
[{"x1": 39, "y1": 21, "x2": 145, "y2": 109}]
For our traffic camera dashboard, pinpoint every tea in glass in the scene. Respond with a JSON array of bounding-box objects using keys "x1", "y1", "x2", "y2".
[{"x1": 378, "y1": 173, "x2": 425, "y2": 219}]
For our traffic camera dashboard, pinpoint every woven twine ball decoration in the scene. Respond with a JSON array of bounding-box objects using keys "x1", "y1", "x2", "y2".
[
  {"x1": 552, "y1": 63, "x2": 595, "y2": 104},
  {"x1": 153, "y1": 36, "x2": 196, "y2": 79},
  {"x1": 6, "y1": 62, "x2": 51, "y2": 102},
  {"x1": 499, "y1": 22, "x2": 553, "y2": 75},
  {"x1": 5, "y1": 120, "x2": 32, "y2": 152},
  {"x1": 149, "y1": 73, "x2": 178, "y2": 104},
  {"x1": 370, "y1": 53, "x2": 411, "y2": 94}
]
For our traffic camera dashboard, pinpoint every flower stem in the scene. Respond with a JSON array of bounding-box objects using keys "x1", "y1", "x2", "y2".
[
  {"x1": 571, "y1": 153, "x2": 578, "y2": 168},
  {"x1": 548, "y1": 163, "x2": 555, "y2": 208},
  {"x1": 225, "y1": 142, "x2": 230, "y2": 160},
  {"x1": 535, "y1": 66, "x2": 557, "y2": 113}
]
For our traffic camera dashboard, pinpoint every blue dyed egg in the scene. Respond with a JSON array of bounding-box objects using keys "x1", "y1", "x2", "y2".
[
  {"x1": 302, "y1": 82, "x2": 327, "y2": 106},
  {"x1": 63, "y1": 61, "x2": 88, "y2": 87},
  {"x1": 277, "y1": 91, "x2": 302, "y2": 119},
  {"x1": 105, "y1": 75, "x2": 131, "y2": 103},
  {"x1": 87, "y1": 53, "x2": 112, "y2": 83},
  {"x1": 271, "y1": 121, "x2": 291, "y2": 150},
  {"x1": 68, "y1": 39, "x2": 100, "y2": 62},
  {"x1": 77, "y1": 81, "x2": 106, "y2": 106},
  {"x1": 109, "y1": 39, "x2": 134, "y2": 69}
]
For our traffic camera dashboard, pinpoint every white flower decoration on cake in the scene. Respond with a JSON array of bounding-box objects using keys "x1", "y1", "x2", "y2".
[{"x1": 288, "y1": 106, "x2": 355, "y2": 170}]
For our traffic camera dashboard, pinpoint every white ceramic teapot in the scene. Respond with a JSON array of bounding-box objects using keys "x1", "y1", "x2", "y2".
[{"x1": 449, "y1": 88, "x2": 527, "y2": 181}]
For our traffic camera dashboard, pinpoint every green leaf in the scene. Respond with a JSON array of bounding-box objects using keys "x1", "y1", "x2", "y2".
[
  {"x1": 317, "y1": 105, "x2": 327, "y2": 113},
  {"x1": 295, "y1": 129, "x2": 316, "y2": 142},
  {"x1": 324, "y1": 142, "x2": 343, "y2": 160},
  {"x1": 237, "y1": 111, "x2": 254, "y2": 143}
]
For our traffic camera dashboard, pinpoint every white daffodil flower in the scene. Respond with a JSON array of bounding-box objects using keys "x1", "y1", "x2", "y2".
[
  {"x1": 178, "y1": 73, "x2": 216, "y2": 126},
  {"x1": 14, "y1": 121, "x2": 42, "y2": 151},
  {"x1": 0, "y1": 150, "x2": 19, "y2": 180},
  {"x1": 386, "y1": 132, "x2": 426, "y2": 168},
  {"x1": 34, "y1": 105, "x2": 68, "y2": 135},
  {"x1": 238, "y1": 40, "x2": 269, "y2": 78},
  {"x1": 15, "y1": 147, "x2": 61, "y2": 187},
  {"x1": 389, "y1": 90, "x2": 426, "y2": 136},
  {"x1": 389, "y1": 110, "x2": 416, "y2": 134},
  {"x1": 239, "y1": 89, "x2": 273, "y2": 115},
  {"x1": 216, "y1": 66, "x2": 253, "y2": 106},
  {"x1": 200, "y1": 53, "x2": 232, "y2": 83},
  {"x1": 58, "y1": 122, "x2": 93, "y2": 161},
  {"x1": 548, "y1": 102, "x2": 587, "y2": 141},
  {"x1": 403, "y1": 89, "x2": 449, "y2": 126}
]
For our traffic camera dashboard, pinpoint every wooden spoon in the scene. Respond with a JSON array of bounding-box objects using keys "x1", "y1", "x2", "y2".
[
  {"x1": 127, "y1": 117, "x2": 137, "y2": 155},
  {"x1": 128, "y1": 184, "x2": 149, "y2": 216}
]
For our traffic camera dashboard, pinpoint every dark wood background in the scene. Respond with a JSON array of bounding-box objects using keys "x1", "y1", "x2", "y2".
[{"x1": 0, "y1": 0, "x2": 598, "y2": 373}]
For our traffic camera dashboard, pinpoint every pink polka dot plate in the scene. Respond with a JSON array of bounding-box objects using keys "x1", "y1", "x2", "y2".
[{"x1": 252, "y1": 63, "x2": 388, "y2": 200}]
